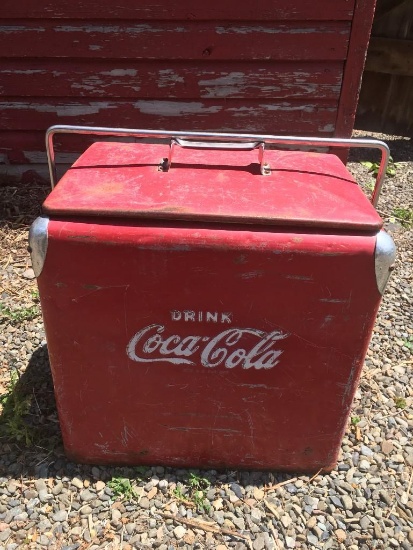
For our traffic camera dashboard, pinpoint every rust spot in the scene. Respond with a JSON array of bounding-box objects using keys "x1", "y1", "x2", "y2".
[
  {"x1": 149, "y1": 206, "x2": 188, "y2": 214},
  {"x1": 79, "y1": 181, "x2": 125, "y2": 195},
  {"x1": 67, "y1": 235, "x2": 97, "y2": 241}
]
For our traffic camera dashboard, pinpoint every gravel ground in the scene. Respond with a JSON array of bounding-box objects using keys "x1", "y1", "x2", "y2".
[{"x1": 0, "y1": 131, "x2": 412, "y2": 550}]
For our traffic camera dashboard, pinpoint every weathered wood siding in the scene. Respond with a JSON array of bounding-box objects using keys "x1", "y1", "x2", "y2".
[
  {"x1": 0, "y1": 0, "x2": 376, "y2": 178},
  {"x1": 357, "y1": 0, "x2": 413, "y2": 135}
]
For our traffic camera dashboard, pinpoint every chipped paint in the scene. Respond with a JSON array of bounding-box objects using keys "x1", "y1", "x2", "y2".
[
  {"x1": 55, "y1": 24, "x2": 186, "y2": 34},
  {"x1": 215, "y1": 25, "x2": 347, "y2": 35},
  {"x1": 285, "y1": 274, "x2": 314, "y2": 281},
  {"x1": 262, "y1": 103, "x2": 318, "y2": 113},
  {"x1": 157, "y1": 69, "x2": 185, "y2": 88},
  {"x1": 101, "y1": 69, "x2": 138, "y2": 77},
  {"x1": 1, "y1": 69, "x2": 44, "y2": 75},
  {"x1": 33, "y1": 102, "x2": 113, "y2": 116},
  {"x1": 199, "y1": 72, "x2": 248, "y2": 98},
  {"x1": 164, "y1": 426, "x2": 242, "y2": 433},
  {"x1": 71, "y1": 75, "x2": 108, "y2": 92},
  {"x1": 0, "y1": 26, "x2": 45, "y2": 33},
  {"x1": 134, "y1": 100, "x2": 221, "y2": 116},
  {"x1": 240, "y1": 271, "x2": 264, "y2": 280},
  {"x1": 321, "y1": 124, "x2": 335, "y2": 132}
]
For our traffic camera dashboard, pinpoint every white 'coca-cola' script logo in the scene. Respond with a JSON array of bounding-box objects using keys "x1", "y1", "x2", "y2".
[{"x1": 126, "y1": 324, "x2": 288, "y2": 370}]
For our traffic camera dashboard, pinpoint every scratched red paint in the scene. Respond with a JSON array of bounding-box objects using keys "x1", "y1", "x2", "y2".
[
  {"x1": 36, "y1": 142, "x2": 386, "y2": 471},
  {"x1": 43, "y1": 143, "x2": 383, "y2": 231}
]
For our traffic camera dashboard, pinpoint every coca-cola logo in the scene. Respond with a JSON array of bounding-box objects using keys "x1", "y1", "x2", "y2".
[{"x1": 126, "y1": 324, "x2": 288, "y2": 370}]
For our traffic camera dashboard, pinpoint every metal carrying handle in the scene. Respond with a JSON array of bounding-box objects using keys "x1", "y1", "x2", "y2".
[
  {"x1": 166, "y1": 139, "x2": 270, "y2": 175},
  {"x1": 46, "y1": 125, "x2": 390, "y2": 207}
]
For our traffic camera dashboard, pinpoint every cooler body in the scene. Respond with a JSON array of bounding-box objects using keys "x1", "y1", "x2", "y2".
[{"x1": 30, "y1": 140, "x2": 395, "y2": 471}]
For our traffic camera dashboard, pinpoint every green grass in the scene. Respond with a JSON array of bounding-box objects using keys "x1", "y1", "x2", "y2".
[
  {"x1": 0, "y1": 370, "x2": 34, "y2": 446},
  {"x1": 0, "y1": 303, "x2": 40, "y2": 325},
  {"x1": 172, "y1": 473, "x2": 211, "y2": 511},
  {"x1": 351, "y1": 416, "x2": 361, "y2": 426},
  {"x1": 107, "y1": 477, "x2": 138, "y2": 500},
  {"x1": 403, "y1": 336, "x2": 413, "y2": 350},
  {"x1": 394, "y1": 397, "x2": 407, "y2": 409},
  {"x1": 107, "y1": 466, "x2": 148, "y2": 501},
  {"x1": 361, "y1": 156, "x2": 401, "y2": 177},
  {"x1": 173, "y1": 485, "x2": 186, "y2": 500},
  {"x1": 391, "y1": 207, "x2": 413, "y2": 228},
  {"x1": 188, "y1": 473, "x2": 211, "y2": 512}
]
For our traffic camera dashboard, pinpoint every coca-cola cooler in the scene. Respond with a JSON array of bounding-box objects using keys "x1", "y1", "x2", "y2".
[{"x1": 30, "y1": 126, "x2": 395, "y2": 472}]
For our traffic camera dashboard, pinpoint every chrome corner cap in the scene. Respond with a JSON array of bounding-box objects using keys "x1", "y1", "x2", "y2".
[
  {"x1": 375, "y1": 230, "x2": 396, "y2": 295},
  {"x1": 29, "y1": 216, "x2": 49, "y2": 277}
]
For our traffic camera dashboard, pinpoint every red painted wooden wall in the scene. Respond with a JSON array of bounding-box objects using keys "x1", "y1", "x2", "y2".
[{"x1": 0, "y1": 0, "x2": 376, "y2": 180}]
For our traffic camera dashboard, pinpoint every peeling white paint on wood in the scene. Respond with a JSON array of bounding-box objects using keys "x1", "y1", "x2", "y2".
[
  {"x1": 199, "y1": 72, "x2": 248, "y2": 98},
  {"x1": 321, "y1": 124, "x2": 335, "y2": 132},
  {"x1": 55, "y1": 24, "x2": 187, "y2": 34},
  {"x1": 71, "y1": 75, "x2": 106, "y2": 91},
  {"x1": 1, "y1": 102, "x2": 114, "y2": 116},
  {"x1": 157, "y1": 69, "x2": 185, "y2": 88},
  {"x1": 134, "y1": 101, "x2": 222, "y2": 116},
  {"x1": 261, "y1": 103, "x2": 335, "y2": 113},
  {"x1": 215, "y1": 25, "x2": 346, "y2": 35},
  {"x1": 101, "y1": 69, "x2": 138, "y2": 77},
  {"x1": 1, "y1": 69, "x2": 44, "y2": 75},
  {"x1": 37, "y1": 102, "x2": 114, "y2": 116},
  {"x1": 0, "y1": 26, "x2": 45, "y2": 33},
  {"x1": 199, "y1": 72, "x2": 248, "y2": 87}
]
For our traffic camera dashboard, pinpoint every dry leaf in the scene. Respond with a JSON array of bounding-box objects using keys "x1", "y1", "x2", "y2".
[{"x1": 147, "y1": 486, "x2": 158, "y2": 500}]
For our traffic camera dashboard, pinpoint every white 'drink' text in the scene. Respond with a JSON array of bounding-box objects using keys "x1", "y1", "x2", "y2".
[{"x1": 126, "y1": 324, "x2": 288, "y2": 369}]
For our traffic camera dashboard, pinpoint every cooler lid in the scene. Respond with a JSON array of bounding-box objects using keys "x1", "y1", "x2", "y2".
[{"x1": 43, "y1": 142, "x2": 383, "y2": 231}]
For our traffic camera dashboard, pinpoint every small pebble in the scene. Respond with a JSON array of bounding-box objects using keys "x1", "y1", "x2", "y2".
[{"x1": 174, "y1": 526, "x2": 186, "y2": 539}]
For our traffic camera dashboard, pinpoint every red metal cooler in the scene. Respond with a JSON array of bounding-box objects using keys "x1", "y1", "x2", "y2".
[{"x1": 29, "y1": 126, "x2": 395, "y2": 472}]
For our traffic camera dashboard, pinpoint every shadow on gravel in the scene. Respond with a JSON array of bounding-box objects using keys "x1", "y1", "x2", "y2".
[
  {"x1": 0, "y1": 346, "x2": 298, "y2": 492},
  {"x1": 348, "y1": 137, "x2": 413, "y2": 163},
  {"x1": 0, "y1": 345, "x2": 65, "y2": 477}
]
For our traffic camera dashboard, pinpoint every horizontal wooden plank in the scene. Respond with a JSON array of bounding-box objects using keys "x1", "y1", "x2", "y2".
[
  {"x1": 0, "y1": 97, "x2": 337, "y2": 162},
  {"x1": 0, "y1": 131, "x2": 335, "y2": 167},
  {"x1": 0, "y1": 99, "x2": 337, "y2": 134},
  {"x1": 0, "y1": 60, "x2": 344, "y2": 100},
  {"x1": 0, "y1": 132, "x2": 166, "y2": 164},
  {"x1": 365, "y1": 36, "x2": 413, "y2": 77},
  {"x1": 0, "y1": 21, "x2": 351, "y2": 60},
  {"x1": 1, "y1": 1, "x2": 355, "y2": 21},
  {"x1": 0, "y1": 163, "x2": 54, "y2": 185}
]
